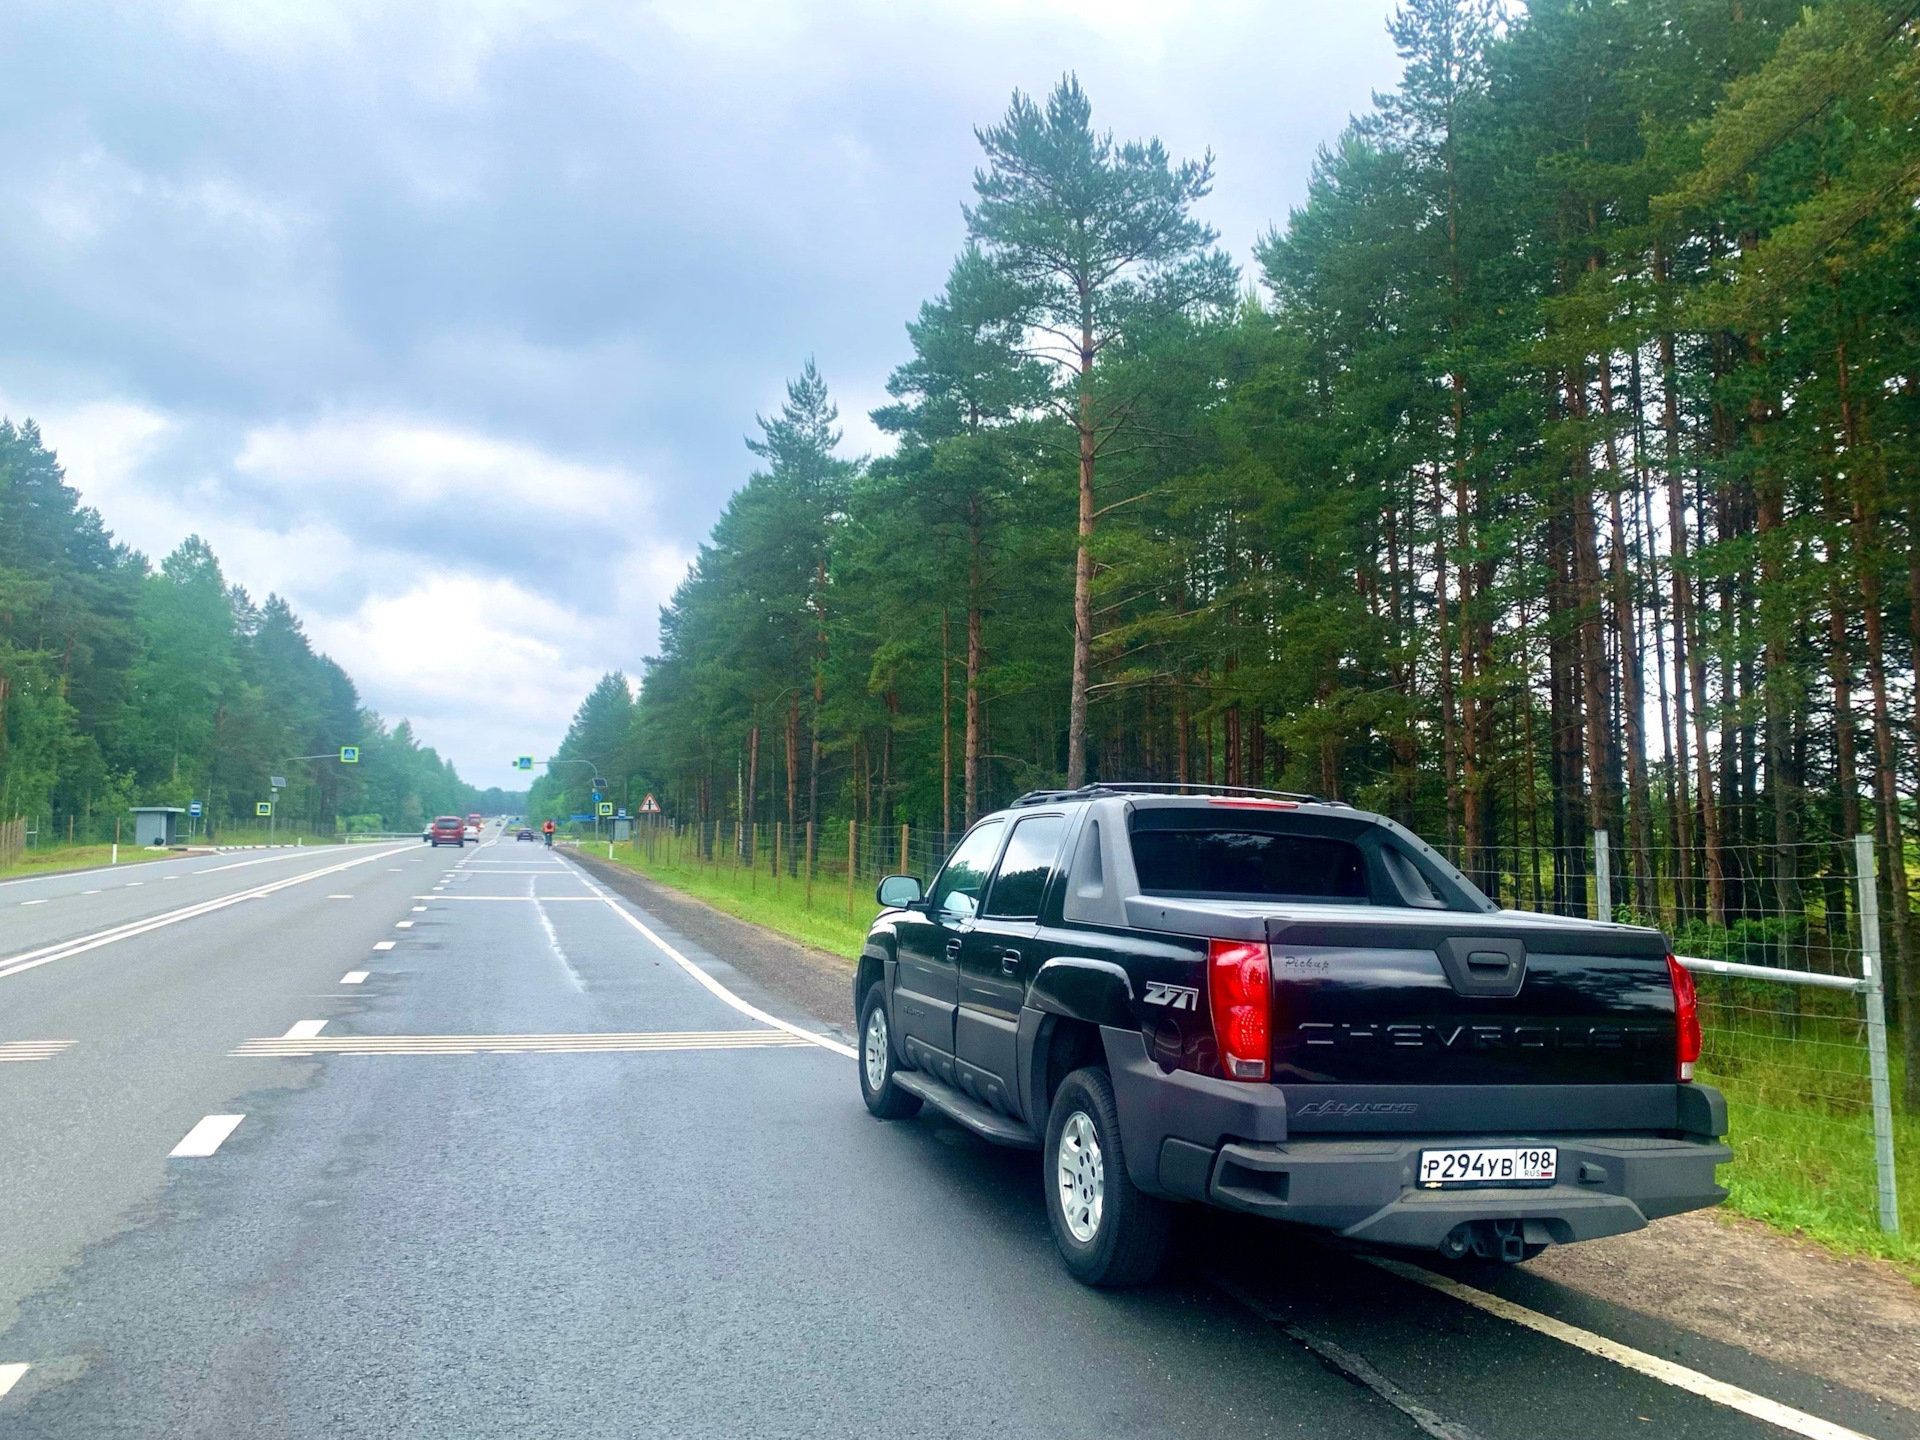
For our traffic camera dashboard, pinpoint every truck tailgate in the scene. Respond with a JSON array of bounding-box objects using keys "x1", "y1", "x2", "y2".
[{"x1": 1265, "y1": 913, "x2": 1677, "y2": 1087}]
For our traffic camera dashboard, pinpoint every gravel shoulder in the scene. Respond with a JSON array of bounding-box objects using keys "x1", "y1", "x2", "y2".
[
  {"x1": 1532, "y1": 1209, "x2": 1920, "y2": 1413},
  {"x1": 579, "y1": 854, "x2": 1920, "y2": 1414}
]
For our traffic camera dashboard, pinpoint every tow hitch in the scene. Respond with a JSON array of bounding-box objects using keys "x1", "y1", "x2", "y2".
[{"x1": 1439, "y1": 1219, "x2": 1537, "y2": 1264}]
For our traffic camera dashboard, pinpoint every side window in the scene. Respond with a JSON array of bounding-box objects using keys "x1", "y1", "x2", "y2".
[
  {"x1": 931, "y1": 820, "x2": 1005, "y2": 922},
  {"x1": 982, "y1": 814, "x2": 1067, "y2": 919}
]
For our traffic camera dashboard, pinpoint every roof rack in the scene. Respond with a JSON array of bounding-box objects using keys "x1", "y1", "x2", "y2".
[{"x1": 1010, "y1": 781, "x2": 1343, "y2": 808}]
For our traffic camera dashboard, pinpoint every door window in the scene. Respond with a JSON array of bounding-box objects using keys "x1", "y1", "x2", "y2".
[
  {"x1": 982, "y1": 814, "x2": 1066, "y2": 919},
  {"x1": 930, "y1": 820, "x2": 1005, "y2": 922}
]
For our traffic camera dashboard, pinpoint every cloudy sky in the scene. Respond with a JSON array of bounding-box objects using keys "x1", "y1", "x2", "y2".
[{"x1": 2, "y1": 0, "x2": 1403, "y2": 789}]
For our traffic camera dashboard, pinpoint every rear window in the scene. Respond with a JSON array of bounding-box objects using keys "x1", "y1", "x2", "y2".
[{"x1": 1130, "y1": 829, "x2": 1369, "y2": 902}]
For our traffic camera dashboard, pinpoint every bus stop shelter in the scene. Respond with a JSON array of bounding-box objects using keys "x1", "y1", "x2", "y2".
[{"x1": 130, "y1": 806, "x2": 185, "y2": 847}]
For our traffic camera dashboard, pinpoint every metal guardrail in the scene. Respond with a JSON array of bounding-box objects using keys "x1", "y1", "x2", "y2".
[{"x1": 1674, "y1": 955, "x2": 1867, "y2": 993}]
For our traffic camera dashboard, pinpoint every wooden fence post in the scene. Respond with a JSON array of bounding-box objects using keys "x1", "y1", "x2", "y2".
[{"x1": 847, "y1": 819, "x2": 857, "y2": 916}]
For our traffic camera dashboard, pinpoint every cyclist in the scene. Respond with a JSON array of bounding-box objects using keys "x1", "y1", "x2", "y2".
[{"x1": 542, "y1": 818, "x2": 556, "y2": 847}]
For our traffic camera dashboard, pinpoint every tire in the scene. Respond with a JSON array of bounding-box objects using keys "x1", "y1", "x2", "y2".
[
  {"x1": 1044, "y1": 1066, "x2": 1171, "y2": 1287},
  {"x1": 857, "y1": 984, "x2": 922, "y2": 1120}
]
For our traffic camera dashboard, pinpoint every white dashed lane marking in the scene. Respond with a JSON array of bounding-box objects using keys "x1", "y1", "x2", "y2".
[
  {"x1": 282, "y1": 1020, "x2": 327, "y2": 1039},
  {"x1": 169, "y1": 1115, "x2": 244, "y2": 1158},
  {"x1": 340, "y1": 971, "x2": 369, "y2": 985},
  {"x1": 0, "y1": 1362, "x2": 27, "y2": 1398},
  {"x1": 393, "y1": 921, "x2": 413, "y2": 929}
]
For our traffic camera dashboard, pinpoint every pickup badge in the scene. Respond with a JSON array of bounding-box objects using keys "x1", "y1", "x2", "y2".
[{"x1": 1143, "y1": 981, "x2": 1199, "y2": 1011}]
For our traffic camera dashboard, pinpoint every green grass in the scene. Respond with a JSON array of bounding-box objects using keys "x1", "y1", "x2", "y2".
[
  {"x1": 1694, "y1": 976, "x2": 1919, "y2": 1274},
  {"x1": 0, "y1": 843, "x2": 178, "y2": 881},
  {"x1": 614, "y1": 845, "x2": 1918, "y2": 1276},
  {"x1": 598, "y1": 839, "x2": 876, "y2": 959},
  {"x1": 0, "y1": 829, "x2": 349, "y2": 881}
]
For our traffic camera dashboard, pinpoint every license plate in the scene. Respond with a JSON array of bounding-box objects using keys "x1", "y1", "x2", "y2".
[{"x1": 1418, "y1": 1146, "x2": 1557, "y2": 1189}]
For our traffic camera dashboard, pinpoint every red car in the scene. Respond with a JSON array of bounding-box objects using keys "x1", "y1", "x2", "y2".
[{"x1": 430, "y1": 815, "x2": 466, "y2": 847}]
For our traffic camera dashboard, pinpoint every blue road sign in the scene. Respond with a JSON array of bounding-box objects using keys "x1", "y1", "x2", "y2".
[
  {"x1": 188, "y1": 801, "x2": 203, "y2": 817},
  {"x1": 516, "y1": 755, "x2": 534, "y2": 771},
  {"x1": 339, "y1": 746, "x2": 359, "y2": 764},
  {"x1": 568, "y1": 813, "x2": 592, "y2": 822}
]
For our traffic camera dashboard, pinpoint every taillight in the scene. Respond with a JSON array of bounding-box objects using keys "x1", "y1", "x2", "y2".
[
  {"x1": 1208, "y1": 938, "x2": 1271, "y2": 1081},
  {"x1": 1667, "y1": 953, "x2": 1701, "y2": 1081}
]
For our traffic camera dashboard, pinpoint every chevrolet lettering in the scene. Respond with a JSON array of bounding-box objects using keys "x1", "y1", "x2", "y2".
[{"x1": 854, "y1": 784, "x2": 1727, "y2": 1285}]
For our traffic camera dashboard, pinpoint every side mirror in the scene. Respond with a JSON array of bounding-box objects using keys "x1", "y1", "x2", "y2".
[{"x1": 876, "y1": 874, "x2": 924, "y2": 908}]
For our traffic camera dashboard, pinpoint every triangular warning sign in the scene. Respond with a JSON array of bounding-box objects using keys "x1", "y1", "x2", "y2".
[{"x1": 639, "y1": 793, "x2": 661, "y2": 813}]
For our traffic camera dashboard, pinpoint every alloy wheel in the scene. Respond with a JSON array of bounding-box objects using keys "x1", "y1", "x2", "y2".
[
  {"x1": 863, "y1": 1006, "x2": 890, "y2": 1094},
  {"x1": 1056, "y1": 1110, "x2": 1104, "y2": 1243}
]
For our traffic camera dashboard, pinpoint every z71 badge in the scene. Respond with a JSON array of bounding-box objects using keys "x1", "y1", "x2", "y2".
[{"x1": 1143, "y1": 981, "x2": 1199, "y2": 1011}]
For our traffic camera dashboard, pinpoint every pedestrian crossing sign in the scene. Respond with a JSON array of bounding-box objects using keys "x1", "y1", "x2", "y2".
[
  {"x1": 516, "y1": 756, "x2": 533, "y2": 771},
  {"x1": 339, "y1": 746, "x2": 359, "y2": 763},
  {"x1": 256, "y1": 802, "x2": 272, "y2": 817},
  {"x1": 597, "y1": 801, "x2": 614, "y2": 817}
]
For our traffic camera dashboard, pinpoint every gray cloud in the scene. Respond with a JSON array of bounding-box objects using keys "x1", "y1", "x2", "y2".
[{"x1": 1, "y1": 0, "x2": 1400, "y2": 785}]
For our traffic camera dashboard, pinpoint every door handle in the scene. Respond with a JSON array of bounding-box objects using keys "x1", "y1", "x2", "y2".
[
  {"x1": 1000, "y1": 948, "x2": 1021, "y2": 973},
  {"x1": 946, "y1": 938, "x2": 963, "y2": 960}
]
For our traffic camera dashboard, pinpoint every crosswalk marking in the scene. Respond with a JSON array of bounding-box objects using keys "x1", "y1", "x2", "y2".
[
  {"x1": 233, "y1": 1029, "x2": 817, "y2": 1057},
  {"x1": 0, "y1": 1362, "x2": 27, "y2": 1398},
  {"x1": 0, "y1": 1040, "x2": 75, "y2": 1063}
]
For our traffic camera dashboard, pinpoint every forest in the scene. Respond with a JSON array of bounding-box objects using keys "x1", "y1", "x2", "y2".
[
  {"x1": 533, "y1": 0, "x2": 1919, "y2": 1104},
  {"x1": 0, "y1": 419, "x2": 505, "y2": 841}
]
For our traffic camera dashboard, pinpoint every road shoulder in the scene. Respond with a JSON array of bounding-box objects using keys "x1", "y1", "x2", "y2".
[{"x1": 570, "y1": 852, "x2": 857, "y2": 1037}]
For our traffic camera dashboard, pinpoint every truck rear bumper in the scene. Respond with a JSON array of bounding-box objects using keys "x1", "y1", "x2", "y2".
[
  {"x1": 1101, "y1": 1026, "x2": 1730, "y2": 1251},
  {"x1": 1195, "y1": 1134, "x2": 1729, "y2": 1247}
]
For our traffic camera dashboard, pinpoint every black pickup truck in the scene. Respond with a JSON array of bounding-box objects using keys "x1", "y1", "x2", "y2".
[{"x1": 854, "y1": 785, "x2": 1727, "y2": 1286}]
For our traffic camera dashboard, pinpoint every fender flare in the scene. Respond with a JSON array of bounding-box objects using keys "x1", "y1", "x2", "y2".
[
  {"x1": 854, "y1": 943, "x2": 892, "y2": 1020},
  {"x1": 1016, "y1": 958, "x2": 1140, "y2": 1124},
  {"x1": 1025, "y1": 957, "x2": 1136, "y2": 1029}
]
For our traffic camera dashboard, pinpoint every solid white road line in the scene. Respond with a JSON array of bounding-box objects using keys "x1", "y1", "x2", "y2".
[
  {"x1": 0, "y1": 1362, "x2": 27, "y2": 1398},
  {"x1": 567, "y1": 865, "x2": 856, "y2": 1059},
  {"x1": 1366, "y1": 1257, "x2": 1876, "y2": 1440},
  {"x1": 340, "y1": 971, "x2": 369, "y2": 985},
  {"x1": 283, "y1": 1020, "x2": 327, "y2": 1039},
  {"x1": 0, "y1": 845, "x2": 417, "y2": 984},
  {"x1": 169, "y1": 1114, "x2": 244, "y2": 1158},
  {"x1": 406, "y1": 895, "x2": 597, "y2": 901},
  {"x1": 234, "y1": 1030, "x2": 815, "y2": 1056},
  {"x1": 373, "y1": 940, "x2": 396, "y2": 950}
]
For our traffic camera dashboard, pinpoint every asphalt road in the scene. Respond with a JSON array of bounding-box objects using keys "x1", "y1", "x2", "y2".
[{"x1": 0, "y1": 831, "x2": 1910, "y2": 1439}]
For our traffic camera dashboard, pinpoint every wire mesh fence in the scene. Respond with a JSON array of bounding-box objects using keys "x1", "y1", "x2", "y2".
[{"x1": 617, "y1": 810, "x2": 1906, "y2": 1245}]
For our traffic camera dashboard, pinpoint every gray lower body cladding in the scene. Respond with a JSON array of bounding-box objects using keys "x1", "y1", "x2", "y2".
[{"x1": 1101, "y1": 1026, "x2": 1730, "y2": 1251}]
